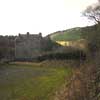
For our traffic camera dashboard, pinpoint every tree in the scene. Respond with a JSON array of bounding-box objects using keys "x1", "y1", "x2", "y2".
[
  {"x1": 82, "y1": 1, "x2": 100, "y2": 52},
  {"x1": 83, "y1": 1, "x2": 100, "y2": 24}
]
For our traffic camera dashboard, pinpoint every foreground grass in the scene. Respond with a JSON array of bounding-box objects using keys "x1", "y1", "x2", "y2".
[{"x1": 0, "y1": 62, "x2": 72, "y2": 100}]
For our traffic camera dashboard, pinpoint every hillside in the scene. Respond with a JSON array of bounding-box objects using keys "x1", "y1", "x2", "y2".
[
  {"x1": 52, "y1": 24, "x2": 100, "y2": 100},
  {"x1": 49, "y1": 27, "x2": 82, "y2": 41},
  {"x1": 49, "y1": 24, "x2": 100, "y2": 43},
  {"x1": 49, "y1": 25, "x2": 100, "y2": 51}
]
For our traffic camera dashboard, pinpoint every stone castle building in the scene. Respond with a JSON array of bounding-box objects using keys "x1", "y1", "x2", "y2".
[{"x1": 15, "y1": 32, "x2": 44, "y2": 60}]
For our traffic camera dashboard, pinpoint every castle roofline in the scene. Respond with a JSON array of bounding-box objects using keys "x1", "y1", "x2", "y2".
[{"x1": 15, "y1": 32, "x2": 42, "y2": 41}]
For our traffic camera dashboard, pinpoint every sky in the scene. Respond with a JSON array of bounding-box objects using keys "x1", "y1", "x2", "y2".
[{"x1": 0, "y1": 0, "x2": 97, "y2": 36}]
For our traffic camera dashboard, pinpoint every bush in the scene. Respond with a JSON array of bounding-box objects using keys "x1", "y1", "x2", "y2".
[{"x1": 38, "y1": 50, "x2": 86, "y2": 61}]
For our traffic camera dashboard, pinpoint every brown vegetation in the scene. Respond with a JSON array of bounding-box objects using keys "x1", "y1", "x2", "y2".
[{"x1": 53, "y1": 55, "x2": 99, "y2": 100}]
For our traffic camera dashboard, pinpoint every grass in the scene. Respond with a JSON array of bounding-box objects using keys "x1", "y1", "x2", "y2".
[
  {"x1": 0, "y1": 62, "x2": 72, "y2": 100},
  {"x1": 50, "y1": 27, "x2": 82, "y2": 41}
]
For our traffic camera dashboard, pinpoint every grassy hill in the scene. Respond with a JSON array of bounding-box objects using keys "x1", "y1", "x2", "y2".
[
  {"x1": 49, "y1": 24, "x2": 100, "y2": 100},
  {"x1": 49, "y1": 25, "x2": 100, "y2": 42},
  {"x1": 49, "y1": 27, "x2": 82, "y2": 41},
  {"x1": 49, "y1": 25, "x2": 100, "y2": 50}
]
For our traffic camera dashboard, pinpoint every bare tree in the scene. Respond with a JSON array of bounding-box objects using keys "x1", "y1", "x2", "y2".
[{"x1": 83, "y1": 1, "x2": 100, "y2": 24}]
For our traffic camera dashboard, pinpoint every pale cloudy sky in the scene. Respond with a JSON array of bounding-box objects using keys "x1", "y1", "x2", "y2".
[{"x1": 0, "y1": 0, "x2": 97, "y2": 36}]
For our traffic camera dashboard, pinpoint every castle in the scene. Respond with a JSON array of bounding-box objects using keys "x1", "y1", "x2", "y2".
[{"x1": 15, "y1": 32, "x2": 44, "y2": 60}]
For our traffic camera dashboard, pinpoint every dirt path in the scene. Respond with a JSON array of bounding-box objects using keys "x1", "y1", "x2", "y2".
[{"x1": 53, "y1": 61, "x2": 99, "y2": 100}]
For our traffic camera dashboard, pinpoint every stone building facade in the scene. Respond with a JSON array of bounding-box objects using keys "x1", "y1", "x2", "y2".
[{"x1": 15, "y1": 32, "x2": 43, "y2": 60}]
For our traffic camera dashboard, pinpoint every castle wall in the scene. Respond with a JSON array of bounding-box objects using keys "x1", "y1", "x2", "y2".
[{"x1": 15, "y1": 33, "x2": 43, "y2": 60}]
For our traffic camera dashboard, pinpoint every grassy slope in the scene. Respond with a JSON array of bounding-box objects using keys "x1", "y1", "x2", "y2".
[
  {"x1": 0, "y1": 62, "x2": 72, "y2": 100},
  {"x1": 52, "y1": 24, "x2": 100, "y2": 100},
  {"x1": 50, "y1": 25, "x2": 99, "y2": 42},
  {"x1": 50, "y1": 27, "x2": 82, "y2": 41}
]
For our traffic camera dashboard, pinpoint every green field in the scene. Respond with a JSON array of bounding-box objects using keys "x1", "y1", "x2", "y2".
[
  {"x1": 0, "y1": 62, "x2": 72, "y2": 100},
  {"x1": 50, "y1": 27, "x2": 82, "y2": 41}
]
